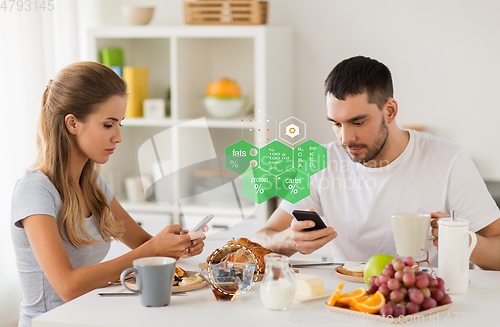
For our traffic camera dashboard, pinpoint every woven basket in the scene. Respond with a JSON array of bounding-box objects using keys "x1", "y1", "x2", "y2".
[{"x1": 184, "y1": 1, "x2": 268, "y2": 25}]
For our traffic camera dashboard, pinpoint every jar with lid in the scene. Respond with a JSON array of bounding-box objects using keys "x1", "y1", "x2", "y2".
[{"x1": 259, "y1": 254, "x2": 296, "y2": 310}]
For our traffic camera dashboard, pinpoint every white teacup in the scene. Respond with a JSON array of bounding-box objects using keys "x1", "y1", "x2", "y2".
[{"x1": 391, "y1": 213, "x2": 434, "y2": 258}]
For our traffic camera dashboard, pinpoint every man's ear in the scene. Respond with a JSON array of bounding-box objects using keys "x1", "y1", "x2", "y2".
[
  {"x1": 384, "y1": 98, "x2": 398, "y2": 124},
  {"x1": 65, "y1": 114, "x2": 78, "y2": 135}
]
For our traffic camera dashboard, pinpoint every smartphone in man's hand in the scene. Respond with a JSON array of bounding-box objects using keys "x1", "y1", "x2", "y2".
[{"x1": 292, "y1": 210, "x2": 327, "y2": 231}]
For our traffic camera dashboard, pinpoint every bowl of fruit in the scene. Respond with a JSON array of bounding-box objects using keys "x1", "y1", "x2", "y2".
[
  {"x1": 326, "y1": 255, "x2": 452, "y2": 321},
  {"x1": 204, "y1": 77, "x2": 251, "y2": 118}
]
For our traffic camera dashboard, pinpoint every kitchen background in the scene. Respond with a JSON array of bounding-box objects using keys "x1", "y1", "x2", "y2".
[{"x1": 2, "y1": 0, "x2": 500, "y2": 326}]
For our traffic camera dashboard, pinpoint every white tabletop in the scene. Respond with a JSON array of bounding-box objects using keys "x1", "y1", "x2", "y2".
[{"x1": 33, "y1": 221, "x2": 500, "y2": 327}]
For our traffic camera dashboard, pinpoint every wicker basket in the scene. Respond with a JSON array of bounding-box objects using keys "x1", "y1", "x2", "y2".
[{"x1": 184, "y1": 1, "x2": 268, "y2": 25}]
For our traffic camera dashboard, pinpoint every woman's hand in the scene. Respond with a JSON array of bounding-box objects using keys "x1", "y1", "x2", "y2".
[
  {"x1": 179, "y1": 227, "x2": 207, "y2": 258},
  {"x1": 149, "y1": 225, "x2": 193, "y2": 259}
]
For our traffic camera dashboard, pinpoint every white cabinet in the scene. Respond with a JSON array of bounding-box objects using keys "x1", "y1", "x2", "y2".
[{"x1": 86, "y1": 26, "x2": 293, "y2": 233}]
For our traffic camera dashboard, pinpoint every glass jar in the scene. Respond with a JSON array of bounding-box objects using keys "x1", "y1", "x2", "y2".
[{"x1": 259, "y1": 254, "x2": 296, "y2": 310}]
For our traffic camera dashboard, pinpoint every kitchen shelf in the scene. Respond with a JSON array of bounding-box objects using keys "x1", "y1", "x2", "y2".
[
  {"x1": 85, "y1": 25, "x2": 293, "y2": 235},
  {"x1": 122, "y1": 117, "x2": 255, "y2": 129}
]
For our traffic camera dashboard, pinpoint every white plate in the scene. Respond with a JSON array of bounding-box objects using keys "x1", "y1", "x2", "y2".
[
  {"x1": 295, "y1": 289, "x2": 333, "y2": 303},
  {"x1": 325, "y1": 302, "x2": 453, "y2": 324},
  {"x1": 334, "y1": 266, "x2": 365, "y2": 283}
]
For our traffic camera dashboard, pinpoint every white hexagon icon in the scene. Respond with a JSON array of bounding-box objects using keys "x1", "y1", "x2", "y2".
[
  {"x1": 279, "y1": 116, "x2": 306, "y2": 145},
  {"x1": 286, "y1": 124, "x2": 299, "y2": 138}
]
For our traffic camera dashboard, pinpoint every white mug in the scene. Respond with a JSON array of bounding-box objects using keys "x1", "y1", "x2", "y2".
[
  {"x1": 391, "y1": 213, "x2": 434, "y2": 257},
  {"x1": 438, "y1": 218, "x2": 477, "y2": 294}
]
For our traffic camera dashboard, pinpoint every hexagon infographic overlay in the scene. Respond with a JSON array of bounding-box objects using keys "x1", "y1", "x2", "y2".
[{"x1": 226, "y1": 139, "x2": 327, "y2": 204}]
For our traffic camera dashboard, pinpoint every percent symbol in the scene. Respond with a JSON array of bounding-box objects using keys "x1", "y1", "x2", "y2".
[
  {"x1": 288, "y1": 184, "x2": 298, "y2": 195},
  {"x1": 254, "y1": 183, "x2": 264, "y2": 194},
  {"x1": 230, "y1": 160, "x2": 239, "y2": 168}
]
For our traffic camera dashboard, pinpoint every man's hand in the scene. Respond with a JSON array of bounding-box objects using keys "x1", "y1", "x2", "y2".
[
  {"x1": 430, "y1": 211, "x2": 450, "y2": 249},
  {"x1": 289, "y1": 218, "x2": 337, "y2": 254}
]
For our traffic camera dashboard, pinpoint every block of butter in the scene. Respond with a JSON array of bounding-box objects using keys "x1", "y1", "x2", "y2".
[{"x1": 295, "y1": 273, "x2": 325, "y2": 297}]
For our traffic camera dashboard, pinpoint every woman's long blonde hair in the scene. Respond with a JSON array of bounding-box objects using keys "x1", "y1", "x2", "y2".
[{"x1": 34, "y1": 61, "x2": 126, "y2": 247}]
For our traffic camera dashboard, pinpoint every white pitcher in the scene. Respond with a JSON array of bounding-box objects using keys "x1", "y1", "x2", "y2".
[{"x1": 438, "y1": 217, "x2": 477, "y2": 294}]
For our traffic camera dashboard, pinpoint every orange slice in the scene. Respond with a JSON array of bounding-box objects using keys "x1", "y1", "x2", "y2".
[
  {"x1": 337, "y1": 287, "x2": 367, "y2": 305},
  {"x1": 348, "y1": 294, "x2": 370, "y2": 309},
  {"x1": 353, "y1": 290, "x2": 386, "y2": 314},
  {"x1": 325, "y1": 282, "x2": 344, "y2": 306}
]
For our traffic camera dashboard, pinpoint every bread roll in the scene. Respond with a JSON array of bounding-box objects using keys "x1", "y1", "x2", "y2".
[{"x1": 206, "y1": 238, "x2": 272, "y2": 274}]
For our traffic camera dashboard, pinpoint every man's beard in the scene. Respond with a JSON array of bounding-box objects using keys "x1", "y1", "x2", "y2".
[{"x1": 343, "y1": 118, "x2": 389, "y2": 164}]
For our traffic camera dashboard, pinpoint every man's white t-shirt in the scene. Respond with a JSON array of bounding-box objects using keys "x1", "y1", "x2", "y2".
[{"x1": 279, "y1": 129, "x2": 500, "y2": 265}]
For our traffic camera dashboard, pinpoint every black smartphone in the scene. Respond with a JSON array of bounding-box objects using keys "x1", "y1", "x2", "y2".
[{"x1": 292, "y1": 210, "x2": 327, "y2": 231}]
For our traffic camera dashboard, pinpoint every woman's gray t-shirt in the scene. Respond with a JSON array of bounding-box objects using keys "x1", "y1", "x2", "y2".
[{"x1": 11, "y1": 170, "x2": 113, "y2": 327}]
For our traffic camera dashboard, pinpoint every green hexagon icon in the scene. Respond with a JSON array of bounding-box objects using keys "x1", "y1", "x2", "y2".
[
  {"x1": 260, "y1": 140, "x2": 293, "y2": 176},
  {"x1": 294, "y1": 140, "x2": 327, "y2": 176},
  {"x1": 225, "y1": 140, "x2": 260, "y2": 175},
  {"x1": 277, "y1": 168, "x2": 310, "y2": 204},
  {"x1": 242, "y1": 168, "x2": 277, "y2": 204}
]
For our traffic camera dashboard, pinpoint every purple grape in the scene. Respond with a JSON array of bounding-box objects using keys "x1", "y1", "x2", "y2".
[
  {"x1": 387, "y1": 278, "x2": 400, "y2": 291},
  {"x1": 378, "y1": 274, "x2": 390, "y2": 285},
  {"x1": 420, "y1": 287, "x2": 431, "y2": 298},
  {"x1": 415, "y1": 275, "x2": 429, "y2": 288},
  {"x1": 430, "y1": 288, "x2": 444, "y2": 302},
  {"x1": 416, "y1": 271, "x2": 426, "y2": 277},
  {"x1": 400, "y1": 287, "x2": 408, "y2": 297},
  {"x1": 379, "y1": 304, "x2": 394, "y2": 317},
  {"x1": 409, "y1": 289, "x2": 424, "y2": 305},
  {"x1": 378, "y1": 284, "x2": 390, "y2": 297},
  {"x1": 386, "y1": 263, "x2": 394, "y2": 270},
  {"x1": 403, "y1": 266, "x2": 415, "y2": 274},
  {"x1": 429, "y1": 277, "x2": 438, "y2": 288},
  {"x1": 392, "y1": 259, "x2": 405, "y2": 271},
  {"x1": 393, "y1": 304, "x2": 406, "y2": 317},
  {"x1": 390, "y1": 289, "x2": 404, "y2": 303},
  {"x1": 368, "y1": 275, "x2": 376, "y2": 285},
  {"x1": 375, "y1": 276, "x2": 382, "y2": 287},
  {"x1": 404, "y1": 257, "x2": 416, "y2": 267},
  {"x1": 436, "y1": 285, "x2": 446, "y2": 293},
  {"x1": 408, "y1": 287, "x2": 419, "y2": 294},
  {"x1": 395, "y1": 270, "x2": 405, "y2": 281},
  {"x1": 439, "y1": 294, "x2": 452, "y2": 305},
  {"x1": 421, "y1": 297, "x2": 437, "y2": 310},
  {"x1": 368, "y1": 284, "x2": 379, "y2": 295},
  {"x1": 406, "y1": 302, "x2": 420, "y2": 315},
  {"x1": 383, "y1": 267, "x2": 396, "y2": 278},
  {"x1": 437, "y1": 277, "x2": 445, "y2": 286},
  {"x1": 403, "y1": 273, "x2": 415, "y2": 286}
]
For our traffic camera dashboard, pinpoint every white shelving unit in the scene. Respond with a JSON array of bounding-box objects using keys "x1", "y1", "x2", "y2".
[{"x1": 86, "y1": 25, "x2": 293, "y2": 235}]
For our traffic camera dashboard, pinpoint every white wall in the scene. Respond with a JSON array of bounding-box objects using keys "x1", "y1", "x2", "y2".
[
  {"x1": 268, "y1": 0, "x2": 500, "y2": 180},
  {"x1": 122, "y1": 0, "x2": 500, "y2": 179}
]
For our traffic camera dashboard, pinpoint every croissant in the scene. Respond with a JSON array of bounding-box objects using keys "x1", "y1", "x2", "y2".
[{"x1": 206, "y1": 238, "x2": 272, "y2": 275}]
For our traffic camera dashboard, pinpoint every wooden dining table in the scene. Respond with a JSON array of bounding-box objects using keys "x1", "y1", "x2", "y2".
[{"x1": 33, "y1": 221, "x2": 500, "y2": 327}]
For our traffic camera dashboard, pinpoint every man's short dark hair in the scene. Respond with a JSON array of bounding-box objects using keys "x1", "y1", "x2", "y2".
[{"x1": 324, "y1": 56, "x2": 393, "y2": 109}]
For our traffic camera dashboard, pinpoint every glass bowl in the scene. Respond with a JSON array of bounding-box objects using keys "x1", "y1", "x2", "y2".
[{"x1": 209, "y1": 261, "x2": 256, "y2": 295}]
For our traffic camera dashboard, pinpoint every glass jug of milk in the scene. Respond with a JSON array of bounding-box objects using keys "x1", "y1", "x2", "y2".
[{"x1": 259, "y1": 254, "x2": 296, "y2": 310}]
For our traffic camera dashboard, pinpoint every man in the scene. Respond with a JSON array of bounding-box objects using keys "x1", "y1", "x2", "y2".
[{"x1": 253, "y1": 56, "x2": 500, "y2": 269}]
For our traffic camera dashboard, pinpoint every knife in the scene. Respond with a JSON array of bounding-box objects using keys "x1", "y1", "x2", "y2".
[
  {"x1": 98, "y1": 292, "x2": 186, "y2": 296},
  {"x1": 291, "y1": 262, "x2": 343, "y2": 268}
]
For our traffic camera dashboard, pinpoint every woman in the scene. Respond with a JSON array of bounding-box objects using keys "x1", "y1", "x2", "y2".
[{"x1": 10, "y1": 61, "x2": 205, "y2": 327}]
